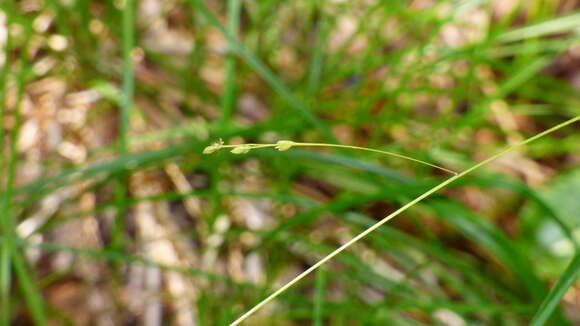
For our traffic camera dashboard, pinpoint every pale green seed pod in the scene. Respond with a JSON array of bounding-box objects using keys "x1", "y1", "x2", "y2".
[
  {"x1": 203, "y1": 139, "x2": 224, "y2": 154},
  {"x1": 275, "y1": 140, "x2": 295, "y2": 151},
  {"x1": 231, "y1": 145, "x2": 251, "y2": 154},
  {"x1": 203, "y1": 143, "x2": 220, "y2": 154}
]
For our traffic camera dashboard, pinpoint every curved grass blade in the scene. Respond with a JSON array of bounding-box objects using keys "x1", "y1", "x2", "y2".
[
  {"x1": 3, "y1": 236, "x2": 247, "y2": 288},
  {"x1": 207, "y1": 141, "x2": 457, "y2": 175},
  {"x1": 530, "y1": 252, "x2": 580, "y2": 326},
  {"x1": 428, "y1": 199, "x2": 546, "y2": 300},
  {"x1": 12, "y1": 253, "x2": 45, "y2": 326},
  {"x1": 454, "y1": 175, "x2": 579, "y2": 250}
]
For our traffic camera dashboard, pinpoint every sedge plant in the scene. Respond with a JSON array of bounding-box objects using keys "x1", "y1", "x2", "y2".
[{"x1": 204, "y1": 115, "x2": 580, "y2": 326}]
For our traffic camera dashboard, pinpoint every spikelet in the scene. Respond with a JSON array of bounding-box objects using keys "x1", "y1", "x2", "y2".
[
  {"x1": 203, "y1": 139, "x2": 224, "y2": 154},
  {"x1": 275, "y1": 140, "x2": 295, "y2": 151},
  {"x1": 230, "y1": 144, "x2": 252, "y2": 154}
]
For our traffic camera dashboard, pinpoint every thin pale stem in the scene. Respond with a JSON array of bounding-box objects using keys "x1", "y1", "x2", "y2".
[
  {"x1": 229, "y1": 115, "x2": 580, "y2": 326},
  {"x1": 219, "y1": 142, "x2": 458, "y2": 175},
  {"x1": 299, "y1": 143, "x2": 457, "y2": 175}
]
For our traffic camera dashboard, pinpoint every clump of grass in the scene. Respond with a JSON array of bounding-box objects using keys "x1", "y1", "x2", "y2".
[{"x1": 3, "y1": 0, "x2": 580, "y2": 324}]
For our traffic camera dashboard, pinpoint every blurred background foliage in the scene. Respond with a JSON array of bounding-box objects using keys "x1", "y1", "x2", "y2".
[{"x1": 0, "y1": 0, "x2": 579, "y2": 325}]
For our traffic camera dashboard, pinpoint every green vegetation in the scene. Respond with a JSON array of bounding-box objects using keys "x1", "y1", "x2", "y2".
[{"x1": 0, "y1": 1, "x2": 579, "y2": 325}]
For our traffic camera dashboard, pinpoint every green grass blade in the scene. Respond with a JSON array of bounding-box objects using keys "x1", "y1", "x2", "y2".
[
  {"x1": 12, "y1": 253, "x2": 46, "y2": 326},
  {"x1": 344, "y1": 212, "x2": 521, "y2": 302},
  {"x1": 458, "y1": 56, "x2": 551, "y2": 128},
  {"x1": 530, "y1": 252, "x2": 580, "y2": 326},
  {"x1": 220, "y1": 0, "x2": 241, "y2": 126},
  {"x1": 0, "y1": 9, "x2": 45, "y2": 324},
  {"x1": 498, "y1": 12, "x2": 580, "y2": 43},
  {"x1": 313, "y1": 268, "x2": 327, "y2": 326},
  {"x1": 455, "y1": 175, "x2": 579, "y2": 249},
  {"x1": 306, "y1": 2, "x2": 327, "y2": 97},
  {"x1": 429, "y1": 199, "x2": 546, "y2": 300},
  {"x1": 7, "y1": 237, "x2": 246, "y2": 288},
  {"x1": 0, "y1": 3, "x2": 16, "y2": 323},
  {"x1": 111, "y1": 0, "x2": 135, "y2": 258},
  {"x1": 120, "y1": 0, "x2": 134, "y2": 154}
]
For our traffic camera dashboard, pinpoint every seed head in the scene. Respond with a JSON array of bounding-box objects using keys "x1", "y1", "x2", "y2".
[
  {"x1": 275, "y1": 140, "x2": 295, "y2": 151},
  {"x1": 231, "y1": 144, "x2": 251, "y2": 154},
  {"x1": 203, "y1": 139, "x2": 224, "y2": 154}
]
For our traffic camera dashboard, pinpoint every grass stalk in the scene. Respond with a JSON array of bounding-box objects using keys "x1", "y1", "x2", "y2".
[
  {"x1": 0, "y1": 8, "x2": 46, "y2": 324},
  {"x1": 306, "y1": 1, "x2": 327, "y2": 97},
  {"x1": 530, "y1": 252, "x2": 580, "y2": 326},
  {"x1": 0, "y1": 4, "x2": 13, "y2": 324},
  {"x1": 220, "y1": 0, "x2": 241, "y2": 126},
  {"x1": 111, "y1": 0, "x2": 135, "y2": 254},
  {"x1": 227, "y1": 115, "x2": 580, "y2": 325},
  {"x1": 12, "y1": 253, "x2": 45, "y2": 325},
  {"x1": 205, "y1": 141, "x2": 458, "y2": 175},
  {"x1": 120, "y1": 0, "x2": 134, "y2": 154},
  {"x1": 313, "y1": 268, "x2": 327, "y2": 326}
]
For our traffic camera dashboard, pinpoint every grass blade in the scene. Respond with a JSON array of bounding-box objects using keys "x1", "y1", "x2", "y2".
[
  {"x1": 220, "y1": 0, "x2": 241, "y2": 126},
  {"x1": 306, "y1": 3, "x2": 327, "y2": 97},
  {"x1": 0, "y1": 5, "x2": 13, "y2": 324},
  {"x1": 498, "y1": 12, "x2": 580, "y2": 43},
  {"x1": 313, "y1": 268, "x2": 327, "y2": 326},
  {"x1": 429, "y1": 199, "x2": 546, "y2": 300},
  {"x1": 0, "y1": 8, "x2": 45, "y2": 324},
  {"x1": 119, "y1": 0, "x2": 134, "y2": 154},
  {"x1": 111, "y1": 0, "x2": 135, "y2": 255},
  {"x1": 12, "y1": 253, "x2": 45, "y2": 325},
  {"x1": 530, "y1": 252, "x2": 580, "y2": 326}
]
